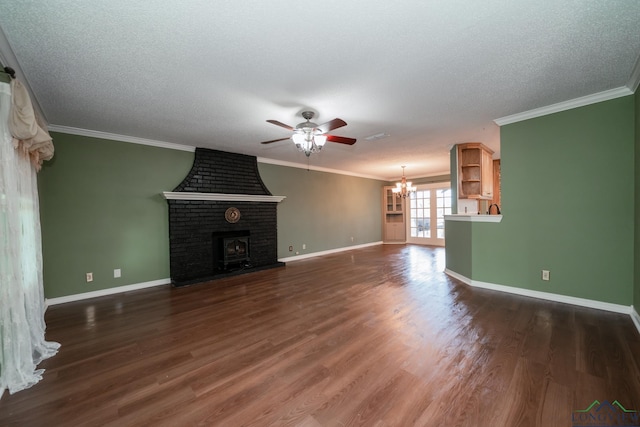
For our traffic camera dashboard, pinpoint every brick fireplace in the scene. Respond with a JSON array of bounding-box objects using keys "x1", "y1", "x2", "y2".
[{"x1": 164, "y1": 148, "x2": 285, "y2": 286}]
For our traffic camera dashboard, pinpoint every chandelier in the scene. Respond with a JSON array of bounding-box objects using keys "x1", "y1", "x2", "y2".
[
  {"x1": 392, "y1": 166, "x2": 416, "y2": 198},
  {"x1": 291, "y1": 131, "x2": 327, "y2": 157}
]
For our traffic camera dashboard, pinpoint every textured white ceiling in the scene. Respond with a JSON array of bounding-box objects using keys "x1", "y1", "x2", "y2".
[{"x1": 1, "y1": 0, "x2": 639, "y2": 180}]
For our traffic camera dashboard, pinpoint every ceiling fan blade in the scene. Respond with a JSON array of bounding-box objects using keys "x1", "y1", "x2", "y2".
[
  {"x1": 317, "y1": 118, "x2": 347, "y2": 134},
  {"x1": 326, "y1": 135, "x2": 357, "y2": 145},
  {"x1": 266, "y1": 119, "x2": 294, "y2": 131},
  {"x1": 261, "y1": 137, "x2": 291, "y2": 145}
]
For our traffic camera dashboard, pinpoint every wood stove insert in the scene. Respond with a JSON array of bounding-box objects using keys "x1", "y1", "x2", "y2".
[{"x1": 213, "y1": 230, "x2": 251, "y2": 271}]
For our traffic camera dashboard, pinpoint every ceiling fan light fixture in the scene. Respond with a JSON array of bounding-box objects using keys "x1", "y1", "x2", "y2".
[
  {"x1": 262, "y1": 110, "x2": 356, "y2": 155},
  {"x1": 291, "y1": 133, "x2": 306, "y2": 146},
  {"x1": 292, "y1": 131, "x2": 323, "y2": 157},
  {"x1": 314, "y1": 134, "x2": 327, "y2": 147}
]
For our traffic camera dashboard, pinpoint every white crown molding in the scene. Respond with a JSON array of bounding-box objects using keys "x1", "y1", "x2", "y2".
[
  {"x1": 47, "y1": 125, "x2": 196, "y2": 152},
  {"x1": 494, "y1": 86, "x2": 633, "y2": 126},
  {"x1": 627, "y1": 53, "x2": 640, "y2": 93},
  {"x1": 444, "y1": 268, "x2": 632, "y2": 315},
  {"x1": 162, "y1": 191, "x2": 286, "y2": 203},
  {"x1": 279, "y1": 241, "x2": 383, "y2": 262},
  {"x1": 45, "y1": 278, "x2": 170, "y2": 307},
  {"x1": 444, "y1": 214, "x2": 503, "y2": 223},
  {"x1": 257, "y1": 157, "x2": 387, "y2": 181},
  {"x1": 44, "y1": 126, "x2": 388, "y2": 180}
]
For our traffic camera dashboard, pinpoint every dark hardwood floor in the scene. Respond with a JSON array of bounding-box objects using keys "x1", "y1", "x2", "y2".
[{"x1": 1, "y1": 244, "x2": 639, "y2": 426}]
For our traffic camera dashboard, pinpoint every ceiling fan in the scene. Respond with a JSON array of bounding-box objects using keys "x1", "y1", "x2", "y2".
[{"x1": 261, "y1": 111, "x2": 356, "y2": 157}]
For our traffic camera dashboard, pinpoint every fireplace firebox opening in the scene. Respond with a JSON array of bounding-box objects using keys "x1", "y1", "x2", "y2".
[{"x1": 213, "y1": 230, "x2": 251, "y2": 271}]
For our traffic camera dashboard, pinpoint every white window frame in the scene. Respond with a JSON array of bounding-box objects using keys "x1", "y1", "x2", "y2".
[{"x1": 405, "y1": 182, "x2": 451, "y2": 247}]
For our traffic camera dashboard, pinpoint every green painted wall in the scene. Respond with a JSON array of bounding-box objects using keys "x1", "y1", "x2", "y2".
[
  {"x1": 410, "y1": 174, "x2": 451, "y2": 186},
  {"x1": 635, "y1": 88, "x2": 640, "y2": 310},
  {"x1": 38, "y1": 134, "x2": 386, "y2": 298},
  {"x1": 467, "y1": 96, "x2": 635, "y2": 305},
  {"x1": 444, "y1": 220, "x2": 471, "y2": 277},
  {"x1": 38, "y1": 133, "x2": 194, "y2": 298},
  {"x1": 258, "y1": 164, "x2": 385, "y2": 259},
  {"x1": 383, "y1": 174, "x2": 450, "y2": 188}
]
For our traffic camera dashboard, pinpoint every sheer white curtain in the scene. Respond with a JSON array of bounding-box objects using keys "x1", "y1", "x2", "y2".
[{"x1": 0, "y1": 80, "x2": 60, "y2": 399}]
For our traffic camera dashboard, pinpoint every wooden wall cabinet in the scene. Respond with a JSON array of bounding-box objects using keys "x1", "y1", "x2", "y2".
[
  {"x1": 457, "y1": 143, "x2": 494, "y2": 200},
  {"x1": 382, "y1": 186, "x2": 406, "y2": 242},
  {"x1": 492, "y1": 159, "x2": 501, "y2": 208}
]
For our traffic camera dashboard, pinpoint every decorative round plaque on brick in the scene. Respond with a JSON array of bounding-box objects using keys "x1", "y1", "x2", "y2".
[{"x1": 225, "y1": 207, "x2": 241, "y2": 223}]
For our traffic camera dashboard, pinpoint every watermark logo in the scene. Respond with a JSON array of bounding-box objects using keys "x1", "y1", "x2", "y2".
[{"x1": 572, "y1": 400, "x2": 639, "y2": 427}]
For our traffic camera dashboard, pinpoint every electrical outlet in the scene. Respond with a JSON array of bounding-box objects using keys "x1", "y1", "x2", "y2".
[
  {"x1": 86, "y1": 272, "x2": 93, "y2": 282},
  {"x1": 302, "y1": 244, "x2": 306, "y2": 250},
  {"x1": 542, "y1": 270, "x2": 550, "y2": 281},
  {"x1": 289, "y1": 245, "x2": 293, "y2": 252},
  {"x1": 351, "y1": 236, "x2": 354, "y2": 242},
  {"x1": 114, "y1": 268, "x2": 121, "y2": 278}
]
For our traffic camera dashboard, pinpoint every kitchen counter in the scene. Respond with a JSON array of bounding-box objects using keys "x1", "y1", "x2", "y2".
[{"x1": 444, "y1": 214, "x2": 503, "y2": 223}]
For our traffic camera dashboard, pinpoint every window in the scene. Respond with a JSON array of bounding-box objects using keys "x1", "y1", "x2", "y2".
[
  {"x1": 406, "y1": 184, "x2": 451, "y2": 246},
  {"x1": 410, "y1": 190, "x2": 430, "y2": 238},
  {"x1": 436, "y1": 188, "x2": 452, "y2": 239}
]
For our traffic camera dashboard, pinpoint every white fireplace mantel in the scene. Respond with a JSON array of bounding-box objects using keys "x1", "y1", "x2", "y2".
[{"x1": 162, "y1": 191, "x2": 286, "y2": 203}]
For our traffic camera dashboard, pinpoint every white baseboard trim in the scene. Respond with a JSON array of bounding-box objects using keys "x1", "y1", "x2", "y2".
[
  {"x1": 631, "y1": 306, "x2": 640, "y2": 336},
  {"x1": 279, "y1": 241, "x2": 383, "y2": 263},
  {"x1": 45, "y1": 278, "x2": 171, "y2": 307},
  {"x1": 444, "y1": 268, "x2": 472, "y2": 285},
  {"x1": 444, "y1": 269, "x2": 632, "y2": 315}
]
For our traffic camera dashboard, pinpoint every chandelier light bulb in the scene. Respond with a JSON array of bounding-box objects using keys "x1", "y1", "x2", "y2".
[
  {"x1": 393, "y1": 166, "x2": 416, "y2": 198},
  {"x1": 291, "y1": 131, "x2": 326, "y2": 157}
]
